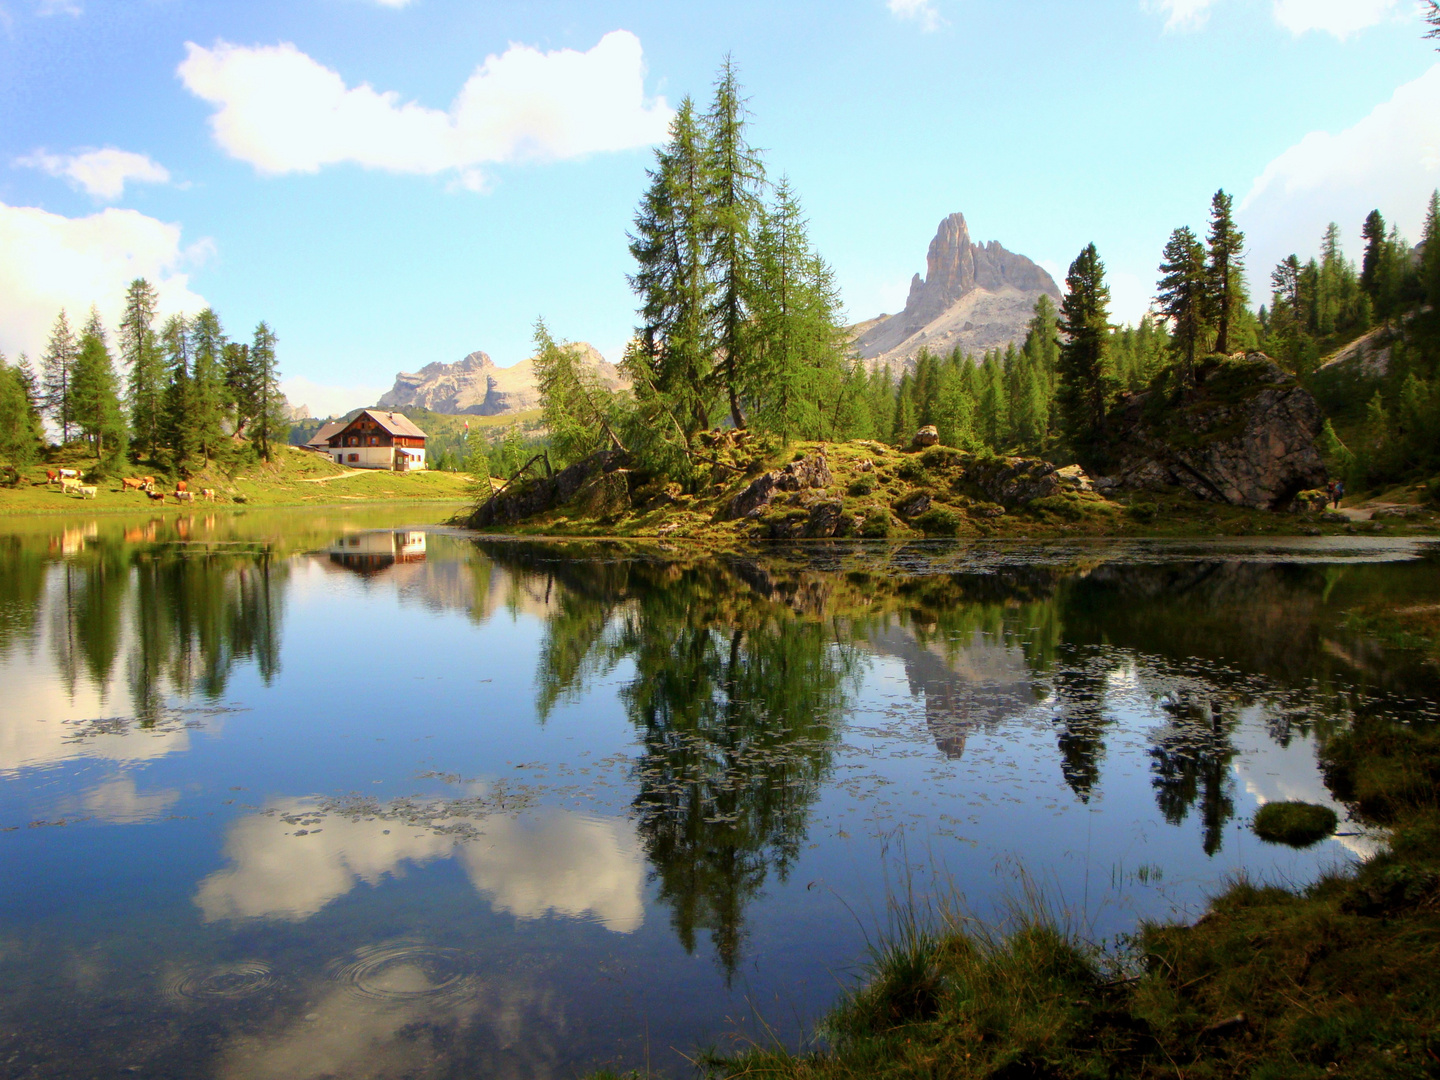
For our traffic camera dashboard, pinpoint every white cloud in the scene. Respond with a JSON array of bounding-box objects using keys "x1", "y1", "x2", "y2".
[
  {"x1": 1271, "y1": 0, "x2": 1399, "y2": 39},
  {"x1": 16, "y1": 147, "x2": 170, "y2": 201},
  {"x1": 0, "y1": 200, "x2": 209, "y2": 359},
  {"x1": 1149, "y1": 0, "x2": 1220, "y2": 32},
  {"x1": 1239, "y1": 63, "x2": 1440, "y2": 281},
  {"x1": 177, "y1": 30, "x2": 673, "y2": 189},
  {"x1": 196, "y1": 798, "x2": 645, "y2": 932},
  {"x1": 888, "y1": 0, "x2": 944, "y2": 31}
]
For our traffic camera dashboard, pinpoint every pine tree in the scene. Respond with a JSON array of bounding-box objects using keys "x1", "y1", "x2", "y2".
[
  {"x1": 223, "y1": 342, "x2": 255, "y2": 434},
  {"x1": 1157, "y1": 226, "x2": 1209, "y2": 386},
  {"x1": 1361, "y1": 210, "x2": 1386, "y2": 303},
  {"x1": 119, "y1": 278, "x2": 164, "y2": 460},
  {"x1": 189, "y1": 309, "x2": 229, "y2": 465},
  {"x1": 891, "y1": 371, "x2": 916, "y2": 445},
  {"x1": 160, "y1": 314, "x2": 200, "y2": 470},
  {"x1": 1421, "y1": 190, "x2": 1440, "y2": 313},
  {"x1": 70, "y1": 308, "x2": 127, "y2": 465},
  {"x1": 1204, "y1": 190, "x2": 1246, "y2": 356},
  {"x1": 1055, "y1": 244, "x2": 1116, "y2": 456},
  {"x1": 0, "y1": 353, "x2": 44, "y2": 467},
  {"x1": 936, "y1": 352, "x2": 977, "y2": 450},
  {"x1": 250, "y1": 322, "x2": 286, "y2": 461},
  {"x1": 41, "y1": 309, "x2": 79, "y2": 444},
  {"x1": 627, "y1": 97, "x2": 717, "y2": 444},
  {"x1": 704, "y1": 57, "x2": 765, "y2": 429}
]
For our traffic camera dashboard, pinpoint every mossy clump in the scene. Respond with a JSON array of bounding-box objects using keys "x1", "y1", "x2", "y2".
[
  {"x1": 919, "y1": 445, "x2": 964, "y2": 470},
  {"x1": 1126, "y1": 500, "x2": 1158, "y2": 522},
  {"x1": 1252, "y1": 801, "x2": 1338, "y2": 847},
  {"x1": 895, "y1": 459, "x2": 931, "y2": 484},
  {"x1": 848, "y1": 477, "x2": 876, "y2": 497}
]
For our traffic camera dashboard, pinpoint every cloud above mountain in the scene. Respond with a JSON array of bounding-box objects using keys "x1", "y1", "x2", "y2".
[
  {"x1": 1239, "y1": 62, "x2": 1440, "y2": 277},
  {"x1": 178, "y1": 30, "x2": 673, "y2": 191}
]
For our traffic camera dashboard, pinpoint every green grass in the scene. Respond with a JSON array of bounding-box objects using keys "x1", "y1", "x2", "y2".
[{"x1": 0, "y1": 446, "x2": 475, "y2": 515}]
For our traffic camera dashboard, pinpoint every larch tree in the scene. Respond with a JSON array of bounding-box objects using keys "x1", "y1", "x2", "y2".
[
  {"x1": 189, "y1": 309, "x2": 229, "y2": 465},
  {"x1": 627, "y1": 96, "x2": 716, "y2": 447},
  {"x1": 532, "y1": 317, "x2": 624, "y2": 466},
  {"x1": 1204, "y1": 190, "x2": 1246, "y2": 356},
  {"x1": 704, "y1": 56, "x2": 765, "y2": 430},
  {"x1": 0, "y1": 353, "x2": 45, "y2": 466},
  {"x1": 41, "y1": 309, "x2": 79, "y2": 444},
  {"x1": 1157, "y1": 226, "x2": 1209, "y2": 386},
  {"x1": 119, "y1": 278, "x2": 164, "y2": 460},
  {"x1": 250, "y1": 322, "x2": 285, "y2": 461},
  {"x1": 160, "y1": 314, "x2": 199, "y2": 470},
  {"x1": 1360, "y1": 210, "x2": 1387, "y2": 303},
  {"x1": 70, "y1": 308, "x2": 127, "y2": 464},
  {"x1": 1055, "y1": 243, "x2": 1116, "y2": 456}
]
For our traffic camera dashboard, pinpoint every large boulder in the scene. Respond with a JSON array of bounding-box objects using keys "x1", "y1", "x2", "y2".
[
  {"x1": 961, "y1": 457, "x2": 1095, "y2": 507},
  {"x1": 1105, "y1": 355, "x2": 1327, "y2": 509},
  {"x1": 723, "y1": 452, "x2": 832, "y2": 520},
  {"x1": 468, "y1": 450, "x2": 627, "y2": 527}
]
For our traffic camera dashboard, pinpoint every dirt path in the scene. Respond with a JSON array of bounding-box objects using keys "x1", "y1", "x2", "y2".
[{"x1": 1335, "y1": 501, "x2": 1407, "y2": 521}]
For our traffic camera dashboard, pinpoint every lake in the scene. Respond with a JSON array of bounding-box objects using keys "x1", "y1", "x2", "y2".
[{"x1": 1, "y1": 507, "x2": 1435, "y2": 1079}]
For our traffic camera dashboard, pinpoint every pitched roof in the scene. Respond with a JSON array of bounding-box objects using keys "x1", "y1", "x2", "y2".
[
  {"x1": 306, "y1": 420, "x2": 346, "y2": 448},
  {"x1": 357, "y1": 409, "x2": 427, "y2": 439}
]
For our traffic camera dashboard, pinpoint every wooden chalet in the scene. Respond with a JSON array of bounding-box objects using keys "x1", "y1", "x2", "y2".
[{"x1": 320, "y1": 410, "x2": 428, "y2": 471}]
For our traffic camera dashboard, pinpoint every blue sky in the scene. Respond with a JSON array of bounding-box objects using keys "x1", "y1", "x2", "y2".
[{"x1": 1, "y1": 0, "x2": 1436, "y2": 416}]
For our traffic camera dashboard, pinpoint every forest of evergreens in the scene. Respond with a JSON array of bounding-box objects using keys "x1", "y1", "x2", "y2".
[{"x1": 0, "y1": 278, "x2": 287, "y2": 478}]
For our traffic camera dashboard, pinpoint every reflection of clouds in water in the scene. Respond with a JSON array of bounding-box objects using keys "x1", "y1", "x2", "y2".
[
  {"x1": 197, "y1": 798, "x2": 645, "y2": 932},
  {"x1": 214, "y1": 973, "x2": 563, "y2": 1080},
  {"x1": 1232, "y1": 707, "x2": 1381, "y2": 860},
  {"x1": 81, "y1": 775, "x2": 180, "y2": 823},
  {"x1": 0, "y1": 667, "x2": 189, "y2": 773}
]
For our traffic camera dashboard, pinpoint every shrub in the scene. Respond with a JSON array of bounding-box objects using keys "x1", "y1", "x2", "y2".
[
  {"x1": 1127, "y1": 501, "x2": 1158, "y2": 522},
  {"x1": 916, "y1": 506, "x2": 961, "y2": 536},
  {"x1": 860, "y1": 511, "x2": 891, "y2": 538},
  {"x1": 919, "y1": 446, "x2": 963, "y2": 470},
  {"x1": 848, "y1": 477, "x2": 876, "y2": 497},
  {"x1": 1253, "y1": 801, "x2": 1338, "y2": 847},
  {"x1": 896, "y1": 460, "x2": 930, "y2": 484}
]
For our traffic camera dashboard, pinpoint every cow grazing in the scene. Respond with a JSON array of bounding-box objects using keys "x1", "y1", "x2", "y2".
[
  {"x1": 176, "y1": 480, "x2": 188, "y2": 493},
  {"x1": 45, "y1": 470, "x2": 58, "y2": 485},
  {"x1": 58, "y1": 468, "x2": 78, "y2": 480},
  {"x1": 77, "y1": 485, "x2": 97, "y2": 499},
  {"x1": 146, "y1": 489, "x2": 166, "y2": 501},
  {"x1": 173, "y1": 490, "x2": 194, "y2": 503},
  {"x1": 59, "y1": 477, "x2": 81, "y2": 495},
  {"x1": 122, "y1": 477, "x2": 147, "y2": 492},
  {"x1": 199, "y1": 488, "x2": 217, "y2": 502}
]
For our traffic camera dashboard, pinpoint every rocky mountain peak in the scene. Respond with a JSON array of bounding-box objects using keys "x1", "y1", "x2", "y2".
[
  {"x1": 856, "y1": 213, "x2": 1062, "y2": 371},
  {"x1": 377, "y1": 343, "x2": 626, "y2": 417}
]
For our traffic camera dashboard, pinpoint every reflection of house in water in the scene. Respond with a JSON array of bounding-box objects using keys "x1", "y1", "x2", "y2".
[
  {"x1": 326, "y1": 531, "x2": 428, "y2": 576},
  {"x1": 861, "y1": 625, "x2": 1040, "y2": 758}
]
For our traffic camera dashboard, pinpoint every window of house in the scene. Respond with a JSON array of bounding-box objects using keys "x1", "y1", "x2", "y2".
[{"x1": 348, "y1": 453, "x2": 359, "y2": 463}]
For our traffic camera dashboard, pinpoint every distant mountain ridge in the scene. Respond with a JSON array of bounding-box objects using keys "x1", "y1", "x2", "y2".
[
  {"x1": 377, "y1": 344, "x2": 627, "y2": 417},
  {"x1": 854, "y1": 213, "x2": 1062, "y2": 371}
]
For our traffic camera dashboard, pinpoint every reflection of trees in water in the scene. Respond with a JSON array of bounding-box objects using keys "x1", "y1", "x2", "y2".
[
  {"x1": 0, "y1": 530, "x2": 286, "y2": 715},
  {"x1": 1147, "y1": 693, "x2": 1239, "y2": 856},
  {"x1": 489, "y1": 545, "x2": 856, "y2": 977}
]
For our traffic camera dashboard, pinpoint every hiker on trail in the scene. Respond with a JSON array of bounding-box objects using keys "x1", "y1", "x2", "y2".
[{"x1": 1332, "y1": 479, "x2": 1345, "y2": 509}]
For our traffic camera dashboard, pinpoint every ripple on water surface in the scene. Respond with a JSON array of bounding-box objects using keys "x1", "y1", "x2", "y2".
[
  {"x1": 164, "y1": 961, "x2": 279, "y2": 1003},
  {"x1": 327, "y1": 941, "x2": 477, "y2": 1003}
]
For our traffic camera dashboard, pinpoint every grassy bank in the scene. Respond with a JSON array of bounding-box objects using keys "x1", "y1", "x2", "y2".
[
  {"x1": 0, "y1": 445, "x2": 475, "y2": 515},
  {"x1": 616, "y1": 706, "x2": 1440, "y2": 1079},
  {"x1": 470, "y1": 437, "x2": 1440, "y2": 541}
]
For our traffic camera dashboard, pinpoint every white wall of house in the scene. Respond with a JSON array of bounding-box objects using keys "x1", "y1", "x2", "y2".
[{"x1": 333, "y1": 446, "x2": 396, "y2": 469}]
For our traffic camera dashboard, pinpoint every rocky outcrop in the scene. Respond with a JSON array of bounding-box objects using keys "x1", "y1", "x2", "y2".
[
  {"x1": 1105, "y1": 355, "x2": 1327, "y2": 509},
  {"x1": 468, "y1": 451, "x2": 629, "y2": 527},
  {"x1": 962, "y1": 458, "x2": 1094, "y2": 507},
  {"x1": 379, "y1": 344, "x2": 627, "y2": 417},
  {"x1": 853, "y1": 213, "x2": 1062, "y2": 371},
  {"x1": 723, "y1": 453, "x2": 833, "y2": 520}
]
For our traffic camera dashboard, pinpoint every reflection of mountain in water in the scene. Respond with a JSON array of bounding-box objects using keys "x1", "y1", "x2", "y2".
[{"x1": 860, "y1": 624, "x2": 1040, "y2": 757}]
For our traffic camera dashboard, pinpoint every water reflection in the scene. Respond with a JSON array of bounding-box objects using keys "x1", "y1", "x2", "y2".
[{"x1": 198, "y1": 798, "x2": 644, "y2": 932}]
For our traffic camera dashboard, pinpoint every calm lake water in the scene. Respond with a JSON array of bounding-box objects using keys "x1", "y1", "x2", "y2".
[{"x1": 2, "y1": 507, "x2": 1437, "y2": 1079}]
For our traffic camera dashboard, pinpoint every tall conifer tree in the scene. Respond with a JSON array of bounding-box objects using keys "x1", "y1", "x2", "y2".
[
  {"x1": 189, "y1": 309, "x2": 229, "y2": 465},
  {"x1": 41, "y1": 309, "x2": 79, "y2": 444},
  {"x1": 71, "y1": 308, "x2": 126, "y2": 464},
  {"x1": 120, "y1": 278, "x2": 164, "y2": 460},
  {"x1": 1205, "y1": 190, "x2": 1246, "y2": 356},
  {"x1": 1056, "y1": 244, "x2": 1115, "y2": 456},
  {"x1": 1157, "y1": 226, "x2": 1208, "y2": 386}
]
